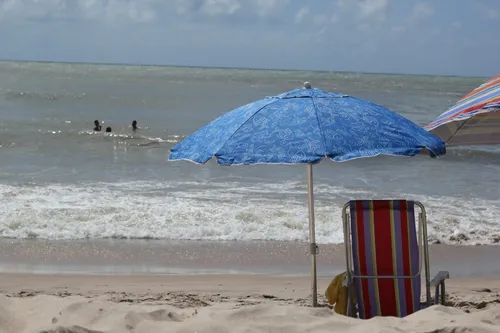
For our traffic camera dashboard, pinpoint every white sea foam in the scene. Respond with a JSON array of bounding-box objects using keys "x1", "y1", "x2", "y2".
[{"x1": 0, "y1": 181, "x2": 499, "y2": 245}]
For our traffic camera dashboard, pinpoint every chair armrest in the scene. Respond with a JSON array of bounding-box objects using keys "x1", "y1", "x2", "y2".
[{"x1": 430, "y1": 271, "x2": 449, "y2": 287}]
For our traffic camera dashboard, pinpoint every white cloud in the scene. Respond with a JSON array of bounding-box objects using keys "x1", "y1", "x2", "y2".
[
  {"x1": 329, "y1": 0, "x2": 389, "y2": 25},
  {"x1": 0, "y1": 0, "x2": 162, "y2": 22},
  {"x1": 313, "y1": 14, "x2": 328, "y2": 26},
  {"x1": 487, "y1": 9, "x2": 499, "y2": 19},
  {"x1": 474, "y1": 1, "x2": 500, "y2": 20},
  {"x1": 294, "y1": 6, "x2": 309, "y2": 24},
  {"x1": 174, "y1": 0, "x2": 290, "y2": 18},
  {"x1": 390, "y1": 25, "x2": 406, "y2": 35},
  {"x1": 255, "y1": 0, "x2": 288, "y2": 17},
  {"x1": 79, "y1": 0, "x2": 159, "y2": 22},
  {"x1": 358, "y1": 0, "x2": 389, "y2": 20},
  {"x1": 198, "y1": 0, "x2": 241, "y2": 16},
  {"x1": 0, "y1": 0, "x2": 69, "y2": 20},
  {"x1": 430, "y1": 27, "x2": 440, "y2": 36},
  {"x1": 412, "y1": 2, "x2": 434, "y2": 21},
  {"x1": 0, "y1": 0, "x2": 293, "y2": 24}
]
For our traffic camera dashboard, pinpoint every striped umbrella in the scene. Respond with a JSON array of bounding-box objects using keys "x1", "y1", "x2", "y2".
[{"x1": 425, "y1": 75, "x2": 500, "y2": 146}]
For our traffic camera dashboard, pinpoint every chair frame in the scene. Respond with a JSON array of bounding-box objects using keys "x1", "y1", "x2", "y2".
[{"x1": 342, "y1": 200, "x2": 449, "y2": 318}]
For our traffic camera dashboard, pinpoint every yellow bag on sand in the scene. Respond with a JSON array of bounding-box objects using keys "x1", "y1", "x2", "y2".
[{"x1": 325, "y1": 271, "x2": 355, "y2": 316}]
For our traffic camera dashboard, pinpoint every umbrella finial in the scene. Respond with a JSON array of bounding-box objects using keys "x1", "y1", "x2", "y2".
[{"x1": 303, "y1": 81, "x2": 312, "y2": 89}]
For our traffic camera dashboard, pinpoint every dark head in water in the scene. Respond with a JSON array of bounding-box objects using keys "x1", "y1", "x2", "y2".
[
  {"x1": 132, "y1": 120, "x2": 138, "y2": 131},
  {"x1": 105, "y1": 126, "x2": 112, "y2": 133},
  {"x1": 93, "y1": 120, "x2": 101, "y2": 131}
]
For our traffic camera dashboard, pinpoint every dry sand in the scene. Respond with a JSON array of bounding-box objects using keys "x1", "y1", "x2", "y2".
[
  {"x1": 0, "y1": 240, "x2": 499, "y2": 332},
  {"x1": 0, "y1": 274, "x2": 499, "y2": 333}
]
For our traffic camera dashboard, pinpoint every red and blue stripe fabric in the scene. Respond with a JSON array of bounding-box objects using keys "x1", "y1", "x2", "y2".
[
  {"x1": 425, "y1": 75, "x2": 500, "y2": 146},
  {"x1": 426, "y1": 75, "x2": 500, "y2": 131},
  {"x1": 349, "y1": 200, "x2": 421, "y2": 319}
]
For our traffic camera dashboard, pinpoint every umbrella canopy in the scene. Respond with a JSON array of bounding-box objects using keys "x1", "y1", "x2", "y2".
[
  {"x1": 425, "y1": 75, "x2": 500, "y2": 146},
  {"x1": 170, "y1": 86, "x2": 445, "y2": 163},
  {"x1": 169, "y1": 84, "x2": 446, "y2": 307}
]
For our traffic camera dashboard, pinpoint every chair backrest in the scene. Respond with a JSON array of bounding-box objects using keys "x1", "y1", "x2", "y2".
[{"x1": 347, "y1": 200, "x2": 421, "y2": 319}]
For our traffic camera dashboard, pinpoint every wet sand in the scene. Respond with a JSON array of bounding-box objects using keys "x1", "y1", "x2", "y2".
[{"x1": 0, "y1": 239, "x2": 498, "y2": 277}]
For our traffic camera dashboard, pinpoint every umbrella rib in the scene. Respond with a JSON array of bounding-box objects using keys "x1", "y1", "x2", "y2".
[
  {"x1": 309, "y1": 97, "x2": 328, "y2": 159},
  {"x1": 441, "y1": 107, "x2": 499, "y2": 145},
  {"x1": 211, "y1": 98, "x2": 281, "y2": 160},
  {"x1": 442, "y1": 114, "x2": 475, "y2": 144}
]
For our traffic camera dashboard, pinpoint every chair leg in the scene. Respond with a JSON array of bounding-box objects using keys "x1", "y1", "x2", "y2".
[
  {"x1": 440, "y1": 281, "x2": 446, "y2": 304},
  {"x1": 434, "y1": 284, "x2": 440, "y2": 304},
  {"x1": 433, "y1": 281, "x2": 447, "y2": 305},
  {"x1": 347, "y1": 286, "x2": 357, "y2": 317}
]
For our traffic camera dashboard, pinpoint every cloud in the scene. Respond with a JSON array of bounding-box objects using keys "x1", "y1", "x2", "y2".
[
  {"x1": 358, "y1": 0, "x2": 389, "y2": 20},
  {"x1": 0, "y1": 0, "x2": 391, "y2": 27},
  {"x1": 255, "y1": 0, "x2": 289, "y2": 17},
  {"x1": 390, "y1": 25, "x2": 406, "y2": 35},
  {"x1": 487, "y1": 9, "x2": 499, "y2": 19},
  {"x1": 79, "y1": 0, "x2": 160, "y2": 22},
  {"x1": 389, "y1": 3, "x2": 436, "y2": 37},
  {"x1": 313, "y1": 14, "x2": 328, "y2": 27},
  {"x1": 174, "y1": 0, "x2": 290, "y2": 19},
  {"x1": 0, "y1": 0, "x2": 499, "y2": 77},
  {"x1": 294, "y1": 6, "x2": 309, "y2": 24},
  {"x1": 329, "y1": 0, "x2": 390, "y2": 26},
  {"x1": 474, "y1": 1, "x2": 500, "y2": 20},
  {"x1": 0, "y1": 0, "x2": 68, "y2": 20},
  {"x1": 0, "y1": 0, "x2": 293, "y2": 23},
  {"x1": 195, "y1": 0, "x2": 241, "y2": 16},
  {"x1": 412, "y1": 2, "x2": 435, "y2": 21},
  {"x1": 0, "y1": 0, "x2": 163, "y2": 22}
]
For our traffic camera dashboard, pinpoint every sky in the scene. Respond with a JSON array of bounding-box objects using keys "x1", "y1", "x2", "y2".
[{"x1": 0, "y1": 0, "x2": 499, "y2": 76}]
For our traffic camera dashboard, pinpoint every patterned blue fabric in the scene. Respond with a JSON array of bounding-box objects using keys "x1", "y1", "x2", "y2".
[{"x1": 169, "y1": 88, "x2": 446, "y2": 165}]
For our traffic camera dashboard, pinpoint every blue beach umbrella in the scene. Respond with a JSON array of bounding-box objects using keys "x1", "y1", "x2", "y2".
[{"x1": 169, "y1": 83, "x2": 446, "y2": 306}]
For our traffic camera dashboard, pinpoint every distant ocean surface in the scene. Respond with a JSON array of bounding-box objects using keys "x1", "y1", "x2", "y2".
[{"x1": 0, "y1": 61, "x2": 498, "y2": 245}]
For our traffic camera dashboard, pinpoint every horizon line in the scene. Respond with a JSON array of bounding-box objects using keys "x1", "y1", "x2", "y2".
[{"x1": 0, "y1": 58, "x2": 488, "y2": 79}]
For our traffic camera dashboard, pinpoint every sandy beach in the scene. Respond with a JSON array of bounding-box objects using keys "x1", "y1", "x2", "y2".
[
  {"x1": 1, "y1": 1, "x2": 499, "y2": 331},
  {"x1": 1, "y1": 274, "x2": 500, "y2": 333},
  {"x1": 0, "y1": 240, "x2": 499, "y2": 333}
]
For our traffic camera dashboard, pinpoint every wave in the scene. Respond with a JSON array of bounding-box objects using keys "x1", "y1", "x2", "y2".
[
  {"x1": 0, "y1": 126, "x2": 185, "y2": 152},
  {"x1": 444, "y1": 146, "x2": 500, "y2": 162},
  {"x1": 0, "y1": 181, "x2": 498, "y2": 245},
  {"x1": 1, "y1": 89, "x2": 87, "y2": 102},
  {"x1": 77, "y1": 130, "x2": 183, "y2": 145}
]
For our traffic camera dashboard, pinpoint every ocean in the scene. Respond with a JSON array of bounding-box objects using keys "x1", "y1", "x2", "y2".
[{"x1": 0, "y1": 61, "x2": 498, "y2": 246}]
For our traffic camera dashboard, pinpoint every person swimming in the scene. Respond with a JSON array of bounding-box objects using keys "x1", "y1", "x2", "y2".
[
  {"x1": 132, "y1": 120, "x2": 138, "y2": 132},
  {"x1": 105, "y1": 126, "x2": 112, "y2": 132},
  {"x1": 93, "y1": 120, "x2": 102, "y2": 131}
]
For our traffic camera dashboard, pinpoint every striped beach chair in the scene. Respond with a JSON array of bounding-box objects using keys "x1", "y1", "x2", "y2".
[{"x1": 342, "y1": 200, "x2": 449, "y2": 319}]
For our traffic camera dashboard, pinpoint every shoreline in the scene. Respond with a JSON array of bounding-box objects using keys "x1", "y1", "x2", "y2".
[{"x1": 0, "y1": 239, "x2": 498, "y2": 277}]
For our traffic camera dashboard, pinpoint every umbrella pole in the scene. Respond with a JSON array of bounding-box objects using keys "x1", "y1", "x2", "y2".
[{"x1": 306, "y1": 164, "x2": 318, "y2": 307}]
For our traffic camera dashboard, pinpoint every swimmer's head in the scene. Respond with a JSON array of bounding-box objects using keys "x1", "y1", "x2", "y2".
[
  {"x1": 132, "y1": 120, "x2": 137, "y2": 129},
  {"x1": 105, "y1": 126, "x2": 112, "y2": 132},
  {"x1": 94, "y1": 120, "x2": 100, "y2": 126}
]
